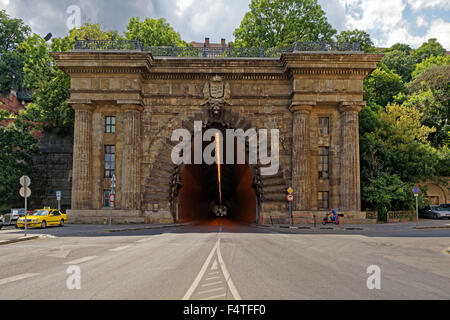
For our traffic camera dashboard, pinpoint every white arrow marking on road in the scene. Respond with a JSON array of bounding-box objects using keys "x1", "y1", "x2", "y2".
[
  {"x1": 47, "y1": 249, "x2": 71, "y2": 258},
  {"x1": 0, "y1": 273, "x2": 40, "y2": 286},
  {"x1": 109, "y1": 245, "x2": 131, "y2": 252},
  {"x1": 64, "y1": 256, "x2": 97, "y2": 265}
]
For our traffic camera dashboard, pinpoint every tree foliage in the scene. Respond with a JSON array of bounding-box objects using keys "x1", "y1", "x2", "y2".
[
  {"x1": 381, "y1": 49, "x2": 417, "y2": 82},
  {"x1": 0, "y1": 112, "x2": 39, "y2": 206},
  {"x1": 51, "y1": 23, "x2": 123, "y2": 52},
  {"x1": 124, "y1": 17, "x2": 187, "y2": 47},
  {"x1": 0, "y1": 10, "x2": 30, "y2": 52},
  {"x1": 364, "y1": 63, "x2": 404, "y2": 107},
  {"x1": 233, "y1": 0, "x2": 336, "y2": 48},
  {"x1": 20, "y1": 35, "x2": 72, "y2": 133},
  {"x1": 335, "y1": 29, "x2": 374, "y2": 52},
  {"x1": 413, "y1": 38, "x2": 446, "y2": 63}
]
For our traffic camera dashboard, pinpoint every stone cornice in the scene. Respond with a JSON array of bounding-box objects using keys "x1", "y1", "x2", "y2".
[
  {"x1": 143, "y1": 73, "x2": 288, "y2": 81},
  {"x1": 69, "y1": 100, "x2": 95, "y2": 112}
]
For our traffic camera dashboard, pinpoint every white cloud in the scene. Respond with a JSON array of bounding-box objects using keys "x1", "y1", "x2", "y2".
[
  {"x1": 425, "y1": 18, "x2": 450, "y2": 48},
  {"x1": 406, "y1": 0, "x2": 450, "y2": 11},
  {"x1": 416, "y1": 16, "x2": 428, "y2": 27}
]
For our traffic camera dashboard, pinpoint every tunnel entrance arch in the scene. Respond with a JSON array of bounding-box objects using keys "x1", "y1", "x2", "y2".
[{"x1": 167, "y1": 111, "x2": 266, "y2": 224}]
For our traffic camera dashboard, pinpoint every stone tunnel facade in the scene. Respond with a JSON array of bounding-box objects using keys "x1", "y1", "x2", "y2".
[{"x1": 52, "y1": 51, "x2": 382, "y2": 224}]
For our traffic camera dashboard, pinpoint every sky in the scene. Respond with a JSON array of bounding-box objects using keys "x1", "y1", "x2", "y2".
[{"x1": 0, "y1": 0, "x2": 449, "y2": 49}]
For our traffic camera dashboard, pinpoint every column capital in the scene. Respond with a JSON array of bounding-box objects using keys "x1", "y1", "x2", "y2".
[
  {"x1": 338, "y1": 101, "x2": 365, "y2": 113},
  {"x1": 69, "y1": 100, "x2": 94, "y2": 113},
  {"x1": 289, "y1": 101, "x2": 316, "y2": 114},
  {"x1": 117, "y1": 100, "x2": 144, "y2": 112}
]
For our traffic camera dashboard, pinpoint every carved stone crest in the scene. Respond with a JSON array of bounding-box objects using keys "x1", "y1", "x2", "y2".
[{"x1": 202, "y1": 75, "x2": 231, "y2": 122}]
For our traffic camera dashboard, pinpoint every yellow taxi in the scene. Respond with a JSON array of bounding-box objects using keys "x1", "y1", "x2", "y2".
[{"x1": 17, "y1": 208, "x2": 67, "y2": 229}]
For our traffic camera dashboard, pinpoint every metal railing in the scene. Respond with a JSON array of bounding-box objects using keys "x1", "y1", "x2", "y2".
[{"x1": 73, "y1": 36, "x2": 361, "y2": 57}]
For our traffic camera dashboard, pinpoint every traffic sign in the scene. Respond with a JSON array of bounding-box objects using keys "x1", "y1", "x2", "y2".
[
  {"x1": 412, "y1": 185, "x2": 420, "y2": 196},
  {"x1": 287, "y1": 194, "x2": 294, "y2": 202},
  {"x1": 20, "y1": 187, "x2": 31, "y2": 198},
  {"x1": 20, "y1": 176, "x2": 31, "y2": 187},
  {"x1": 56, "y1": 190, "x2": 62, "y2": 200},
  {"x1": 287, "y1": 187, "x2": 293, "y2": 194},
  {"x1": 109, "y1": 193, "x2": 115, "y2": 203}
]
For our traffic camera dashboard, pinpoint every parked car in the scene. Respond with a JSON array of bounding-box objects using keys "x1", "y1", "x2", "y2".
[
  {"x1": 2, "y1": 209, "x2": 31, "y2": 227},
  {"x1": 440, "y1": 203, "x2": 450, "y2": 209},
  {"x1": 16, "y1": 208, "x2": 67, "y2": 229},
  {"x1": 0, "y1": 215, "x2": 3, "y2": 230},
  {"x1": 419, "y1": 205, "x2": 450, "y2": 219}
]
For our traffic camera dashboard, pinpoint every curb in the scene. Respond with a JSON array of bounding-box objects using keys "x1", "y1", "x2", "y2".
[
  {"x1": 413, "y1": 225, "x2": 450, "y2": 230},
  {"x1": 262, "y1": 225, "x2": 367, "y2": 231},
  {"x1": 105, "y1": 223, "x2": 188, "y2": 233},
  {"x1": 0, "y1": 235, "x2": 41, "y2": 246}
]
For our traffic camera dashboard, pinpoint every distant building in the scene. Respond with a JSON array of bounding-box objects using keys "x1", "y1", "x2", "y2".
[{"x1": 191, "y1": 37, "x2": 228, "y2": 50}]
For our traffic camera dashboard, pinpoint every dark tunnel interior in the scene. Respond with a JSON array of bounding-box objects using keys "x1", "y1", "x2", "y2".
[{"x1": 176, "y1": 126, "x2": 257, "y2": 223}]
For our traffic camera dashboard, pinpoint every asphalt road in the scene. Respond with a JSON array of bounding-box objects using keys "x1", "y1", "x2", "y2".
[{"x1": 0, "y1": 219, "x2": 449, "y2": 300}]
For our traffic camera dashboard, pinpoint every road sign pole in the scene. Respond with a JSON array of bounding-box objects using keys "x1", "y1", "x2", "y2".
[
  {"x1": 24, "y1": 186, "x2": 27, "y2": 237},
  {"x1": 415, "y1": 194, "x2": 419, "y2": 226},
  {"x1": 289, "y1": 201, "x2": 293, "y2": 226}
]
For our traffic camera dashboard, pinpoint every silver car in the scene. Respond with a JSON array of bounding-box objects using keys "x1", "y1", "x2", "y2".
[{"x1": 420, "y1": 205, "x2": 450, "y2": 219}]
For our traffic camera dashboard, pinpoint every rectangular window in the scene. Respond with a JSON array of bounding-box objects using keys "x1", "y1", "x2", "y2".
[
  {"x1": 104, "y1": 145, "x2": 115, "y2": 178},
  {"x1": 318, "y1": 191, "x2": 329, "y2": 210},
  {"x1": 104, "y1": 190, "x2": 111, "y2": 207},
  {"x1": 105, "y1": 116, "x2": 116, "y2": 134},
  {"x1": 319, "y1": 117, "x2": 329, "y2": 135},
  {"x1": 319, "y1": 147, "x2": 329, "y2": 179}
]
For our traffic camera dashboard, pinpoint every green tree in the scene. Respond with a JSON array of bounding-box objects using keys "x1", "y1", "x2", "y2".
[
  {"x1": 364, "y1": 63, "x2": 404, "y2": 107},
  {"x1": 20, "y1": 35, "x2": 72, "y2": 132},
  {"x1": 383, "y1": 43, "x2": 412, "y2": 54},
  {"x1": 233, "y1": 0, "x2": 336, "y2": 48},
  {"x1": 335, "y1": 29, "x2": 374, "y2": 52},
  {"x1": 413, "y1": 38, "x2": 446, "y2": 63},
  {"x1": 0, "y1": 11, "x2": 29, "y2": 93},
  {"x1": 0, "y1": 10, "x2": 31, "y2": 52},
  {"x1": 362, "y1": 172, "x2": 414, "y2": 221},
  {"x1": 406, "y1": 63, "x2": 449, "y2": 148},
  {"x1": 411, "y1": 55, "x2": 450, "y2": 79},
  {"x1": 0, "y1": 111, "x2": 39, "y2": 206},
  {"x1": 381, "y1": 49, "x2": 417, "y2": 82},
  {"x1": 51, "y1": 23, "x2": 122, "y2": 52},
  {"x1": 0, "y1": 50, "x2": 25, "y2": 93},
  {"x1": 124, "y1": 17, "x2": 187, "y2": 47}
]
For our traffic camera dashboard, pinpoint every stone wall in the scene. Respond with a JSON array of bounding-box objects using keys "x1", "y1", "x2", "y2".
[{"x1": 30, "y1": 131, "x2": 73, "y2": 211}]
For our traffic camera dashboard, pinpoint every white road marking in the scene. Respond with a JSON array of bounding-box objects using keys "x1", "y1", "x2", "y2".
[
  {"x1": 208, "y1": 271, "x2": 219, "y2": 275},
  {"x1": 109, "y1": 245, "x2": 131, "y2": 252},
  {"x1": 201, "y1": 281, "x2": 223, "y2": 287},
  {"x1": 201, "y1": 293, "x2": 226, "y2": 300},
  {"x1": 217, "y1": 238, "x2": 241, "y2": 300},
  {"x1": 182, "y1": 239, "x2": 219, "y2": 300},
  {"x1": 64, "y1": 256, "x2": 97, "y2": 265},
  {"x1": 198, "y1": 287, "x2": 225, "y2": 295},
  {"x1": 47, "y1": 249, "x2": 71, "y2": 258},
  {"x1": 0, "y1": 273, "x2": 40, "y2": 286},
  {"x1": 205, "y1": 276, "x2": 221, "y2": 281},
  {"x1": 211, "y1": 259, "x2": 218, "y2": 270}
]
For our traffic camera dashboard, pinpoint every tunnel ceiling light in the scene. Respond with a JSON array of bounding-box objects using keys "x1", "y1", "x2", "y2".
[{"x1": 215, "y1": 132, "x2": 222, "y2": 205}]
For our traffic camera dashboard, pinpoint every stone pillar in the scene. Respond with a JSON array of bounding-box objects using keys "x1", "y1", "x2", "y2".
[
  {"x1": 71, "y1": 103, "x2": 94, "y2": 209},
  {"x1": 339, "y1": 102, "x2": 363, "y2": 211},
  {"x1": 290, "y1": 102, "x2": 314, "y2": 211},
  {"x1": 120, "y1": 103, "x2": 143, "y2": 210}
]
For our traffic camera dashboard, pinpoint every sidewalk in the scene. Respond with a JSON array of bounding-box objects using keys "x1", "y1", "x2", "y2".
[{"x1": 261, "y1": 219, "x2": 450, "y2": 232}]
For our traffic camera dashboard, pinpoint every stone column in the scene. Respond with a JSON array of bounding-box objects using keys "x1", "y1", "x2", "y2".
[
  {"x1": 120, "y1": 103, "x2": 143, "y2": 210},
  {"x1": 290, "y1": 102, "x2": 314, "y2": 211},
  {"x1": 71, "y1": 103, "x2": 94, "y2": 209},
  {"x1": 339, "y1": 102, "x2": 363, "y2": 211}
]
